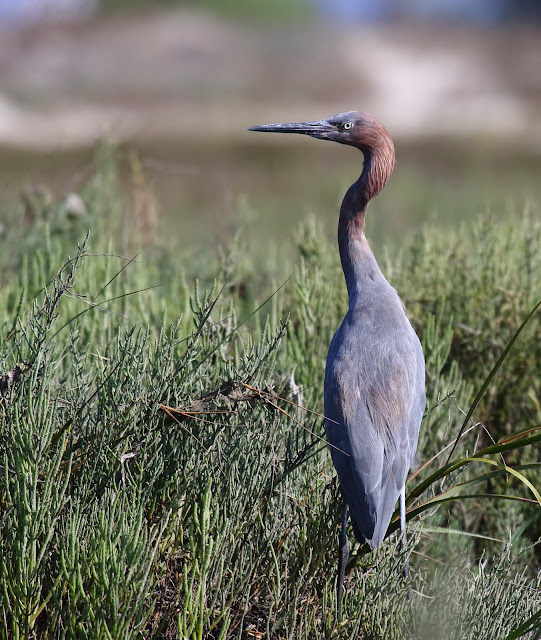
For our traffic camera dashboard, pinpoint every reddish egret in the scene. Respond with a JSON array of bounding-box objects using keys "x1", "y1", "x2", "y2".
[{"x1": 249, "y1": 111, "x2": 425, "y2": 616}]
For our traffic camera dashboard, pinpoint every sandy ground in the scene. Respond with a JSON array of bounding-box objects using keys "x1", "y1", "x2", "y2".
[{"x1": 0, "y1": 10, "x2": 540, "y2": 151}]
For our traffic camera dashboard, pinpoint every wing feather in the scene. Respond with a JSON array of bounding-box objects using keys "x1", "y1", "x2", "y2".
[{"x1": 324, "y1": 303, "x2": 425, "y2": 548}]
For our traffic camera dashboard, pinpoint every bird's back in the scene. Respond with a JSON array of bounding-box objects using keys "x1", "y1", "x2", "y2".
[{"x1": 324, "y1": 246, "x2": 425, "y2": 548}]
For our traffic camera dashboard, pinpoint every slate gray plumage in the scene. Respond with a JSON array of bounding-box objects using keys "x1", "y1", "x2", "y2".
[{"x1": 250, "y1": 110, "x2": 425, "y2": 615}]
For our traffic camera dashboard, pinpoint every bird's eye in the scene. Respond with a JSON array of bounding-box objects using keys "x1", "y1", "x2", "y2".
[{"x1": 343, "y1": 122, "x2": 353, "y2": 130}]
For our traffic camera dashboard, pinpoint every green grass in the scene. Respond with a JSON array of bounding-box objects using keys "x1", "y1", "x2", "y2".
[
  {"x1": 1, "y1": 145, "x2": 540, "y2": 639},
  {"x1": 1, "y1": 138, "x2": 540, "y2": 261},
  {"x1": 99, "y1": 0, "x2": 311, "y2": 21}
]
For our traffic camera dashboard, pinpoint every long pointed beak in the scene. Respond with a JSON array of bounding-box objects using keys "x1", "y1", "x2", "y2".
[{"x1": 248, "y1": 119, "x2": 334, "y2": 139}]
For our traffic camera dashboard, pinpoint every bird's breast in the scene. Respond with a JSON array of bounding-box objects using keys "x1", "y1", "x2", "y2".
[{"x1": 325, "y1": 294, "x2": 423, "y2": 436}]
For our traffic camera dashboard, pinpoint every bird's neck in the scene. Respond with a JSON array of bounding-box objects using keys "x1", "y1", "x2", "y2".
[
  {"x1": 338, "y1": 224, "x2": 380, "y2": 306},
  {"x1": 338, "y1": 146, "x2": 394, "y2": 305}
]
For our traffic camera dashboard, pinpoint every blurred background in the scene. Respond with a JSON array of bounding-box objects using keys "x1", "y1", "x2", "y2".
[{"x1": 0, "y1": 0, "x2": 540, "y2": 253}]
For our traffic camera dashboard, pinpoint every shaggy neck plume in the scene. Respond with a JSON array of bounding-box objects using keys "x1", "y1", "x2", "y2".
[{"x1": 338, "y1": 123, "x2": 395, "y2": 300}]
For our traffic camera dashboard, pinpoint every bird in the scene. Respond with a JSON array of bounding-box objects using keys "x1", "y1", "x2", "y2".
[{"x1": 249, "y1": 111, "x2": 425, "y2": 617}]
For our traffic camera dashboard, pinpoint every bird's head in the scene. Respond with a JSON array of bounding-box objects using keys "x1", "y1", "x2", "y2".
[{"x1": 249, "y1": 111, "x2": 391, "y2": 153}]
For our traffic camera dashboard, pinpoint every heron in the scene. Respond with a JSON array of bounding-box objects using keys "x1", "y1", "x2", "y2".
[{"x1": 249, "y1": 111, "x2": 425, "y2": 617}]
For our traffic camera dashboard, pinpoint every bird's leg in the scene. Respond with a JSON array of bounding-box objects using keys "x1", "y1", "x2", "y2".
[
  {"x1": 337, "y1": 503, "x2": 349, "y2": 620},
  {"x1": 400, "y1": 485, "x2": 409, "y2": 580}
]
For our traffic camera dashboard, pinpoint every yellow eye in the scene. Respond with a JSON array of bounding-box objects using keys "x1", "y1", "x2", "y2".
[{"x1": 343, "y1": 122, "x2": 353, "y2": 130}]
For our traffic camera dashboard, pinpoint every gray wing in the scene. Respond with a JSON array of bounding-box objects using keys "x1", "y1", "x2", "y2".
[{"x1": 324, "y1": 309, "x2": 425, "y2": 549}]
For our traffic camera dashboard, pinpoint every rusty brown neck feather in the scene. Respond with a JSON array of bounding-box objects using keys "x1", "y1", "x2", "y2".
[{"x1": 337, "y1": 122, "x2": 395, "y2": 298}]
